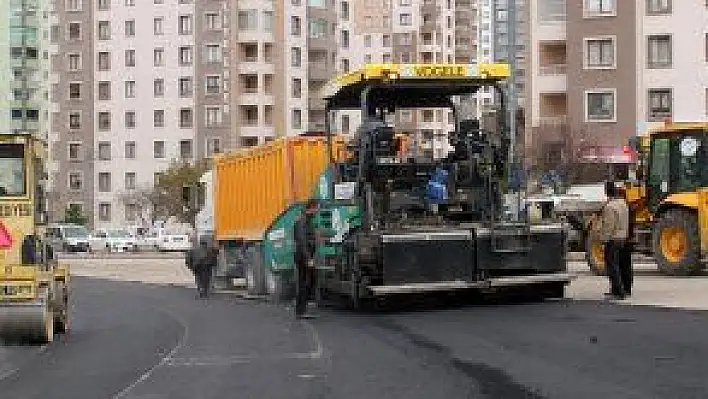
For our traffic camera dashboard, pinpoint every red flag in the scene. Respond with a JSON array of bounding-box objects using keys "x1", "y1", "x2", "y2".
[{"x1": 0, "y1": 222, "x2": 13, "y2": 249}]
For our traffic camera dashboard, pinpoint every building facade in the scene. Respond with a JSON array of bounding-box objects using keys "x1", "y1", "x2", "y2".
[
  {"x1": 1, "y1": 0, "x2": 51, "y2": 138},
  {"x1": 526, "y1": 0, "x2": 708, "y2": 182}
]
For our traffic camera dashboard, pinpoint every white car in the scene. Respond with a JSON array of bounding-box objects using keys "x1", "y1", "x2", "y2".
[
  {"x1": 89, "y1": 229, "x2": 138, "y2": 253},
  {"x1": 155, "y1": 229, "x2": 192, "y2": 252}
]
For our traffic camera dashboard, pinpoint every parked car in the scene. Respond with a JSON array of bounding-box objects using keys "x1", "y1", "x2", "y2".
[
  {"x1": 89, "y1": 229, "x2": 138, "y2": 253},
  {"x1": 155, "y1": 228, "x2": 192, "y2": 252},
  {"x1": 45, "y1": 224, "x2": 91, "y2": 252}
]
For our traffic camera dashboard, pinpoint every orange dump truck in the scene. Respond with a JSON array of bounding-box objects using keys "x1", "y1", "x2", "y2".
[{"x1": 212, "y1": 136, "x2": 344, "y2": 293}]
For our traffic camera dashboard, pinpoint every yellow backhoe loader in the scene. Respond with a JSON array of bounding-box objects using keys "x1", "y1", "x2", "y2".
[{"x1": 585, "y1": 122, "x2": 707, "y2": 276}]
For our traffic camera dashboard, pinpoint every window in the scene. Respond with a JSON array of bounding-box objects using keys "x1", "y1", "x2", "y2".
[
  {"x1": 125, "y1": 49, "x2": 136, "y2": 67},
  {"x1": 125, "y1": 172, "x2": 136, "y2": 190},
  {"x1": 154, "y1": 48, "x2": 164, "y2": 66},
  {"x1": 206, "y1": 13, "x2": 221, "y2": 30},
  {"x1": 291, "y1": 16, "x2": 301, "y2": 36},
  {"x1": 125, "y1": 204, "x2": 138, "y2": 222},
  {"x1": 422, "y1": 110, "x2": 434, "y2": 122},
  {"x1": 98, "y1": 141, "x2": 111, "y2": 160},
  {"x1": 98, "y1": 21, "x2": 110, "y2": 40},
  {"x1": 648, "y1": 89, "x2": 672, "y2": 121},
  {"x1": 154, "y1": 18, "x2": 164, "y2": 35},
  {"x1": 206, "y1": 107, "x2": 222, "y2": 127},
  {"x1": 205, "y1": 44, "x2": 222, "y2": 63},
  {"x1": 125, "y1": 111, "x2": 136, "y2": 128},
  {"x1": 67, "y1": 0, "x2": 82, "y2": 10},
  {"x1": 125, "y1": 141, "x2": 136, "y2": 159},
  {"x1": 69, "y1": 82, "x2": 81, "y2": 100},
  {"x1": 98, "y1": 0, "x2": 110, "y2": 9},
  {"x1": 364, "y1": 35, "x2": 371, "y2": 47},
  {"x1": 125, "y1": 80, "x2": 136, "y2": 98},
  {"x1": 68, "y1": 22, "x2": 81, "y2": 40},
  {"x1": 309, "y1": 19, "x2": 328, "y2": 39},
  {"x1": 400, "y1": 13, "x2": 412, "y2": 25},
  {"x1": 98, "y1": 203, "x2": 111, "y2": 222},
  {"x1": 179, "y1": 140, "x2": 193, "y2": 159},
  {"x1": 180, "y1": 108, "x2": 193, "y2": 128},
  {"x1": 69, "y1": 112, "x2": 81, "y2": 129},
  {"x1": 98, "y1": 172, "x2": 111, "y2": 192},
  {"x1": 341, "y1": 59, "x2": 350, "y2": 73},
  {"x1": 292, "y1": 109, "x2": 302, "y2": 130},
  {"x1": 585, "y1": 89, "x2": 616, "y2": 122},
  {"x1": 68, "y1": 172, "x2": 83, "y2": 190},
  {"x1": 68, "y1": 53, "x2": 81, "y2": 71},
  {"x1": 341, "y1": 115, "x2": 350, "y2": 133},
  {"x1": 383, "y1": 34, "x2": 391, "y2": 47},
  {"x1": 292, "y1": 78, "x2": 302, "y2": 98},
  {"x1": 648, "y1": 35, "x2": 672, "y2": 68},
  {"x1": 263, "y1": 11, "x2": 274, "y2": 31},
  {"x1": 125, "y1": 20, "x2": 135, "y2": 36},
  {"x1": 584, "y1": 37, "x2": 615, "y2": 68},
  {"x1": 238, "y1": 10, "x2": 258, "y2": 30},
  {"x1": 584, "y1": 0, "x2": 615, "y2": 16},
  {"x1": 179, "y1": 77, "x2": 193, "y2": 97},
  {"x1": 291, "y1": 47, "x2": 301, "y2": 67},
  {"x1": 206, "y1": 138, "x2": 221, "y2": 156},
  {"x1": 68, "y1": 142, "x2": 81, "y2": 160},
  {"x1": 399, "y1": 32, "x2": 412, "y2": 46},
  {"x1": 206, "y1": 76, "x2": 220, "y2": 94},
  {"x1": 341, "y1": 30, "x2": 349, "y2": 48},
  {"x1": 153, "y1": 141, "x2": 165, "y2": 158},
  {"x1": 647, "y1": 0, "x2": 671, "y2": 14},
  {"x1": 240, "y1": 106, "x2": 258, "y2": 126},
  {"x1": 154, "y1": 79, "x2": 164, "y2": 97},
  {"x1": 179, "y1": 15, "x2": 192, "y2": 35},
  {"x1": 98, "y1": 112, "x2": 111, "y2": 130},
  {"x1": 153, "y1": 110, "x2": 165, "y2": 127},
  {"x1": 126, "y1": 0, "x2": 135, "y2": 5},
  {"x1": 179, "y1": 46, "x2": 192, "y2": 65},
  {"x1": 98, "y1": 52, "x2": 110, "y2": 70},
  {"x1": 341, "y1": 1, "x2": 349, "y2": 20}
]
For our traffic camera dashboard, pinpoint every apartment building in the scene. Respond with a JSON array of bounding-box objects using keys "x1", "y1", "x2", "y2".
[
  {"x1": 49, "y1": 0, "x2": 229, "y2": 228},
  {"x1": 527, "y1": 0, "x2": 708, "y2": 181},
  {"x1": 1, "y1": 0, "x2": 51, "y2": 138}
]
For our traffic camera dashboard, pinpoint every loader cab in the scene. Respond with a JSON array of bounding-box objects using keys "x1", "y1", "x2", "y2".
[{"x1": 646, "y1": 127, "x2": 708, "y2": 212}]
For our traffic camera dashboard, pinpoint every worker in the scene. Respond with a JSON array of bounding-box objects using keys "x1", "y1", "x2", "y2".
[
  {"x1": 597, "y1": 181, "x2": 630, "y2": 299},
  {"x1": 187, "y1": 238, "x2": 219, "y2": 298},
  {"x1": 294, "y1": 199, "x2": 319, "y2": 318},
  {"x1": 618, "y1": 187, "x2": 634, "y2": 297}
]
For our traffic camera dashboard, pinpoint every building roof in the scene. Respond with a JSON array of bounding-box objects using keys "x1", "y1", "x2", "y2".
[{"x1": 320, "y1": 63, "x2": 511, "y2": 110}]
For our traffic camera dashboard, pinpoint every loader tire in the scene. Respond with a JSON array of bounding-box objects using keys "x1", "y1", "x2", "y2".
[
  {"x1": 586, "y1": 234, "x2": 606, "y2": 276},
  {"x1": 653, "y1": 209, "x2": 702, "y2": 276}
]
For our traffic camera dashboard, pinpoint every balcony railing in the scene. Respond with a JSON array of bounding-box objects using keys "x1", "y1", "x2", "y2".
[{"x1": 539, "y1": 64, "x2": 567, "y2": 75}]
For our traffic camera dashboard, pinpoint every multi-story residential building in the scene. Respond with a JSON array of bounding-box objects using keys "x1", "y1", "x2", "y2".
[
  {"x1": 526, "y1": 0, "x2": 708, "y2": 183},
  {"x1": 50, "y1": 0, "x2": 230, "y2": 228},
  {"x1": 1, "y1": 0, "x2": 51, "y2": 138}
]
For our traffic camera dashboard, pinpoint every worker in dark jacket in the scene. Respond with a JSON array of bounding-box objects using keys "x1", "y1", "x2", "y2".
[
  {"x1": 294, "y1": 199, "x2": 319, "y2": 318},
  {"x1": 187, "y1": 238, "x2": 219, "y2": 298},
  {"x1": 597, "y1": 181, "x2": 631, "y2": 300}
]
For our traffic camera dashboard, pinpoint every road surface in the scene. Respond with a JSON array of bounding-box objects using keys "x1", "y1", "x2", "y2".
[{"x1": 0, "y1": 258, "x2": 707, "y2": 398}]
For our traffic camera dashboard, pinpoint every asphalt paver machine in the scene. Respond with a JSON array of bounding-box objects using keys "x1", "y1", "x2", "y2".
[{"x1": 312, "y1": 63, "x2": 573, "y2": 308}]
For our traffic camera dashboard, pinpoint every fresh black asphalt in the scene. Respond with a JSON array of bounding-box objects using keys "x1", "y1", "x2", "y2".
[{"x1": 0, "y1": 277, "x2": 706, "y2": 399}]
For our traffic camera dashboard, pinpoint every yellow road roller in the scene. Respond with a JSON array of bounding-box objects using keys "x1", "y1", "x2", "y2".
[{"x1": 0, "y1": 133, "x2": 69, "y2": 344}]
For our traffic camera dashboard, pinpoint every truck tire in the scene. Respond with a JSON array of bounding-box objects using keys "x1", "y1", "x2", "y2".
[
  {"x1": 266, "y1": 269, "x2": 293, "y2": 303},
  {"x1": 652, "y1": 209, "x2": 702, "y2": 276},
  {"x1": 586, "y1": 234, "x2": 606, "y2": 276}
]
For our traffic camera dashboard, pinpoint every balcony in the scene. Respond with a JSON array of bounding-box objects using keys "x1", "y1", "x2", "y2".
[{"x1": 539, "y1": 64, "x2": 567, "y2": 75}]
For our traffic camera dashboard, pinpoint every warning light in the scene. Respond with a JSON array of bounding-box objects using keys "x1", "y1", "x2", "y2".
[
  {"x1": 622, "y1": 145, "x2": 632, "y2": 154},
  {"x1": 0, "y1": 222, "x2": 13, "y2": 249}
]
